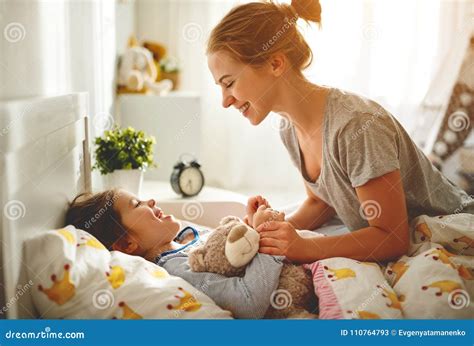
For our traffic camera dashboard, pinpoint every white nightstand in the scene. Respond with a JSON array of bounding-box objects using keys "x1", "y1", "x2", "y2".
[
  {"x1": 140, "y1": 180, "x2": 248, "y2": 228},
  {"x1": 140, "y1": 180, "x2": 246, "y2": 202}
]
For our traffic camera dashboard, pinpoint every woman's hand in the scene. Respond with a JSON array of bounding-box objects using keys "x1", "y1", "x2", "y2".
[
  {"x1": 244, "y1": 195, "x2": 271, "y2": 227},
  {"x1": 256, "y1": 220, "x2": 307, "y2": 262}
]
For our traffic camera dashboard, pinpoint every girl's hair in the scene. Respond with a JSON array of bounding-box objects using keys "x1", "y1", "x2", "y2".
[
  {"x1": 207, "y1": 0, "x2": 321, "y2": 72},
  {"x1": 65, "y1": 189, "x2": 126, "y2": 250}
]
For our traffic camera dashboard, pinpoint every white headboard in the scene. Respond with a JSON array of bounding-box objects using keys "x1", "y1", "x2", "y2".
[{"x1": 0, "y1": 93, "x2": 91, "y2": 318}]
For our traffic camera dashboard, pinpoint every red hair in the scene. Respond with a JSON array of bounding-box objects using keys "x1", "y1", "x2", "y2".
[{"x1": 207, "y1": 0, "x2": 321, "y2": 72}]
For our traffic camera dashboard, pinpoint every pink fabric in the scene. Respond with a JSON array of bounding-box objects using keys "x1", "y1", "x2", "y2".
[{"x1": 304, "y1": 262, "x2": 344, "y2": 319}]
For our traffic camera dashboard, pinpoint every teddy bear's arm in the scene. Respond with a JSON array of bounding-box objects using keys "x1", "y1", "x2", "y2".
[{"x1": 188, "y1": 247, "x2": 206, "y2": 272}]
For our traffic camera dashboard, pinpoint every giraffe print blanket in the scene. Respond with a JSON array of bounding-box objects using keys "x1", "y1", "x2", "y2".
[
  {"x1": 17, "y1": 225, "x2": 233, "y2": 319},
  {"x1": 304, "y1": 213, "x2": 474, "y2": 319}
]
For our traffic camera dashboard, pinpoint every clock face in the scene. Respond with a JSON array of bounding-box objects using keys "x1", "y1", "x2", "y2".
[{"x1": 179, "y1": 167, "x2": 204, "y2": 196}]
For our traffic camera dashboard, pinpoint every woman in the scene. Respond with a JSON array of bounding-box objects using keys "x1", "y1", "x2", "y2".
[{"x1": 206, "y1": 0, "x2": 474, "y2": 263}]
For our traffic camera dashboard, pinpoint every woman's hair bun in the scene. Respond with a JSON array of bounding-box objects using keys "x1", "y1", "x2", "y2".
[{"x1": 290, "y1": 0, "x2": 321, "y2": 24}]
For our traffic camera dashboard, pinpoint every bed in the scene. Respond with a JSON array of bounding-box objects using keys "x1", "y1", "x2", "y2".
[
  {"x1": 0, "y1": 93, "x2": 239, "y2": 319},
  {"x1": 0, "y1": 93, "x2": 91, "y2": 318},
  {"x1": 1, "y1": 94, "x2": 472, "y2": 320}
]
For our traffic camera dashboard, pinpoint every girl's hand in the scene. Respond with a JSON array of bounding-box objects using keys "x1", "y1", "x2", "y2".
[
  {"x1": 245, "y1": 195, "x2": 271, "y2": 226},
  {"x1": 256, "y1": 220, "x2": 306, "y2": 261}
]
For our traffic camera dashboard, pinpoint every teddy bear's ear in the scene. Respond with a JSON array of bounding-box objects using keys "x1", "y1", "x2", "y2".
[
  {"x1": 188, "y1": 247, "x2": 207, "y2": 272},
  {"x1": 219, "y1": 215, "x2": 241, "y2": 226}
]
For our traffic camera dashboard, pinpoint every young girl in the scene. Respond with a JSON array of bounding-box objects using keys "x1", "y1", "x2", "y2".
[
  {"x1": 65, "y1": 188, "x2": 286, "y2": 319},
  {"x1": 206, "y1": 0, "x2": 474, "y2": 263}
]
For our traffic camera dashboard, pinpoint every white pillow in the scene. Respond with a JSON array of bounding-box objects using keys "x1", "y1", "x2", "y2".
[{"x1": 19, "y1": 225, "x2": 232, "y2": 319}]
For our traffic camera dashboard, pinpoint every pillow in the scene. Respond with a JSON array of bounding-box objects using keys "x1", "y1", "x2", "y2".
[
  {"x1": 304, "y1": 258, "x2": 403, "y2": 319},
  {"x1": 384, "y1": 244, "x2": 473, "y2": 319},
  {"x1": 18, "y1": 225, "x2": 232, "y2": 319}
]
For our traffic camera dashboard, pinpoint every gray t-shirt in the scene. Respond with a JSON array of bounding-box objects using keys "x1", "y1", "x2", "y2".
[{"x1": 280, "y1": 87, "x2": 474, "y2": 231}]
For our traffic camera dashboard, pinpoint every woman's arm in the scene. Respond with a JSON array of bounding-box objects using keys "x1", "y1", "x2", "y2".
[
  {"x1": 258, "y1": 170, "x2": 410, "y2": 263},
  {"x1": 286, "y1": 183, "x2": 336, "y2": 230}
]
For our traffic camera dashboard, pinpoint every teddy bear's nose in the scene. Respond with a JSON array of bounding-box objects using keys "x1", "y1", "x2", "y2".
[{"x1": 228, "y1": 225, "x2": 248, "y2": 243}]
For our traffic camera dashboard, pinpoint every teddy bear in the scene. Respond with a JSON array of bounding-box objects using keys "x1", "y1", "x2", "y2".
[
  {"x1": 117, "y1": 37, "x2": 172, "y2": 95},
  {"x1": 188, "y1": 206, "x2": 318, "y2": 319}
]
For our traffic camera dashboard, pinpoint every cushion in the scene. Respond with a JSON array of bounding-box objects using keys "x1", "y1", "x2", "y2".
[
  {"x1": 384, "y1": 243, "x2": 473, "y2": 319},
  {"x1": 304, "y1": 258, "x2": 403, "y2": 319},
  {"x1": 18, "y1": 225, "x2": 232, "y2": 319}
]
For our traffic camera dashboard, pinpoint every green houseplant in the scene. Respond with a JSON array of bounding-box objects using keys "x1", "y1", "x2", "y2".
[{"x1": 93, "y1": 127, "x2": 156, "y2": 194}]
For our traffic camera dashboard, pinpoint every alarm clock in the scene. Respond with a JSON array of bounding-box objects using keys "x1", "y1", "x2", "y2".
[{"x1": 170, "y1": 155, "x2": 205, "y2": 197}]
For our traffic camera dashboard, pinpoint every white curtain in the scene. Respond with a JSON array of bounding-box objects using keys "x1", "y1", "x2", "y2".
[
  {"x1": 0, "y1": 0, "x2": 116, "y2": 141},
  {"x1": 136, "y1": 0, "x2": 472, "y2": 200},
  {"x1": 0, "y1": 0, "x2": 116, "y2": 190}
]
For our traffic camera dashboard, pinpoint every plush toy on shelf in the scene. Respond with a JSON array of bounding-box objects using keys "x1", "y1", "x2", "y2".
[
  {"x1": 159, "y1": 56, "x2": 181, "y2": 91},
  {"x1": 143, "y1": 40, "x2": 167, "y2": 81},
  {"x1": 117, "y1": 36, "x2": 172, "y2": 95}
]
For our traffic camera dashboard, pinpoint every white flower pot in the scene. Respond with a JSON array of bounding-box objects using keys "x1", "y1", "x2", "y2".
[{"x1": 103, "y1": 169, "x2": 144, "y2": 195}]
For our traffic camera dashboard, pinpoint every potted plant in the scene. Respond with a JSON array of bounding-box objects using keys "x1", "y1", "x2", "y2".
[{"x1": 93, "y1": 127, "x2": 156, "y2": 194}]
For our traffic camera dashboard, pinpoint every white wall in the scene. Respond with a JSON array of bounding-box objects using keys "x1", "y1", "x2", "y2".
[
  {"x1": 1, "y1": 0, "x2": 117, "y2": 191},
  {"x1": 0, "y1": 1, "x2": 50, "y2": 100},
  {"x1": 0, "y1": 0, "x2": 116, "y2": 141},
  {"x1": 135, "y1": 0, "x2": 172, "y2": 53},
  {"x1": 116, "y1": 0, "x2": 137, "y2": 55}
]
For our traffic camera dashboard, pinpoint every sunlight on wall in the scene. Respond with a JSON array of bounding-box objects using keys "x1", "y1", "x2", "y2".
[
  {"x1": 302, "y1": 0, "x2": 442, "y2": 130},
  {"x1": 368, "y1": 0, "x2": 440, "y2": 108},
  {"x1": 38, "y1": 2, "x2": 68, "y2": 95}
]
